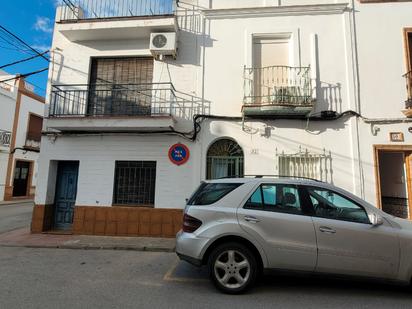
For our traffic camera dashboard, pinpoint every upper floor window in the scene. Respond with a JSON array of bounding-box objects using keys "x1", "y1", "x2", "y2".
[
  {"x1": 88, "y1": 57, "x2": 154, "y2": 116},
  {"x1": 25, "y1": 114, "x2": 43, "y2": 148}
]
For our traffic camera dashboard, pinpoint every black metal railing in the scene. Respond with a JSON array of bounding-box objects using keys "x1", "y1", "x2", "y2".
[
  {"x1": 58, "y1": 0, "x2": 175, "y2": 21},
  {"x1": 49, "y1": 83, "x2": 206, "y2": 120},
  {"x1": 404, "y1": 70, "x2": 412, "y2": 108},
  {"x1": 0, "y1": 129, "x2": 11, "y2": 147},
  {"x1": 244, "y1": 65, "x2": 313, "y2": 106}
]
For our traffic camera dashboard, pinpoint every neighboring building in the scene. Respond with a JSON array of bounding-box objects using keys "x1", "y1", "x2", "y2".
[
  {"x1": 0, "y1": 70, "x2": 45, "y2": 202},
  {"x1": 33, "y1": 0, "x2": 412, "y2": 236}
]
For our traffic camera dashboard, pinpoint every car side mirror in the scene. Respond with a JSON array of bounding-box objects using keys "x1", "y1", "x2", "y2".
[{"x1": 369, "y1": 213, "x2": 384, "y2": 227}]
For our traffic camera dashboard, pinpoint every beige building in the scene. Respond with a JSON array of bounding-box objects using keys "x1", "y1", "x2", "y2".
[{"x1": 0, "y1": 71, "x2": 45, "y2": 202}]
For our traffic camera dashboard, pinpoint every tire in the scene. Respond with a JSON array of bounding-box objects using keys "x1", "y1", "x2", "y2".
[{"x1": 207, "y1": 242, "x2": 258, "y2": 294}]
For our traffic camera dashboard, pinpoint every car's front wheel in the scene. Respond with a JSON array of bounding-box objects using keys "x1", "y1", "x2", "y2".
[{"x1": 208, "y1": 242, "x2": 258, "y2": 294}]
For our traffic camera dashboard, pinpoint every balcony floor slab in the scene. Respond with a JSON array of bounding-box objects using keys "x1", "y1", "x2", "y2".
[{"x1": 46, "y1": 116, "x2": 176, "y2": 132}]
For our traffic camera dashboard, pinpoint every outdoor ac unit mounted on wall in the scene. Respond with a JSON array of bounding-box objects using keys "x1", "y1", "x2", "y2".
[{"x1": 150, "y1": 32, "x2": 177, "y2": 59}]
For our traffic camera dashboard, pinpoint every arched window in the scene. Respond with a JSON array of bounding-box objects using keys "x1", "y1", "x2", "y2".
[{"x1": 206, "y1": 139, "x2": 244, "y2": 179}]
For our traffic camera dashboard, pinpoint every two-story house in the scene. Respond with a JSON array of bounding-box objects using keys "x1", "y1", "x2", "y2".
[
  {"x1": 0, "y1": 70, "x2": 45, "y2": 202},
  {"x1": 32, "y1": 0, "x2": 412, "y2": 236}
]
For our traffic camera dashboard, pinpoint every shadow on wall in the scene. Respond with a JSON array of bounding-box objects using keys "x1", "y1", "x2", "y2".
[
  {"x1": 253, "y1": 117, "x2": 349, "y2": 134},
  {"x1": 175, "y1": 8, "x2": 216, "y2": 66},
  {"x1": 312, "y1": 34, "x2": 343, "y2": 114}
]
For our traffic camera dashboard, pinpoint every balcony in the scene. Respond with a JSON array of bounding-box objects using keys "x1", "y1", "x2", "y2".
[
  {"x1": 0, "y1": 130, "x2": 11, "y2": 149},
  {"x1": 243, "y1": 66, "x2": 314, "y2": 118},
  {"x1": 56, "y1": 0, "x2": 177, "y2": 42},
  {"x1": 47, "y1": 83, "x2": 205, "y2": 132},
  {"x1": 25, "y1": 132, "x2": 41, "y2": 150},
  {"x1": 403, "y1": 71, "x2": 412, "y2": 117}
]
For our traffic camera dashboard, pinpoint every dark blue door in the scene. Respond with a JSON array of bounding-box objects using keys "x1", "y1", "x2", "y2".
[{"x1": 54, "y1": 161, "x2": 79, "y2": 230}]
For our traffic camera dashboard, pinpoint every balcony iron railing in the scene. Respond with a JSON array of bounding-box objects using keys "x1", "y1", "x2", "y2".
[
  {"x1": 404, "y1": 70, "x2": 412, "y2": 108},
  {"x1": 243, "y1": 65, "x2": 313, "y2": 106},
  {"x1": 49, "y1": 83, "x2": 205, "y2": 120},
  {"x1": 0, "y1": 129, "x2": 11, "y2": 147},
  {"x1": 58, "y1": 0, "x2": 175, "y2": 21}
]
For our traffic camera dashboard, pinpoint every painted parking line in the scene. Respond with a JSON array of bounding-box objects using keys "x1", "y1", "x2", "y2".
[{"x1": 163, "y1": 258, "x2": 209, "y2": 283}]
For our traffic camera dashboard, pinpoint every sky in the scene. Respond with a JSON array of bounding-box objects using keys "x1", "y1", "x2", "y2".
[{"x1": 0, "y1": 0, "x2": 57, "y2": 96}]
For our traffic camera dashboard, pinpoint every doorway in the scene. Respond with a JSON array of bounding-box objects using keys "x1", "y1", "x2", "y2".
[
  {"x1": 12, "y1": 161, "x2": 31, "y2": 197},
  {"x1": 375, "y1": 146, "x2": 412, "y2": 220},
  {"x1": 53, "y1": 161, "x2": 79, "y2": 230}
]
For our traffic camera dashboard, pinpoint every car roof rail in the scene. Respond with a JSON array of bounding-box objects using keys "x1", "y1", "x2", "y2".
[{"x1": 215, "y1": 175, "x2": 322, "y2": 182}]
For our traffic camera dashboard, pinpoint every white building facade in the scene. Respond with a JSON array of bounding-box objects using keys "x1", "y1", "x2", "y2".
[
  {"x1": 0, "y1": 70, "x2": 45, "y2": 202},
  {"x1": 33, "y1": 0, "x2": 412, "y2": 236}
]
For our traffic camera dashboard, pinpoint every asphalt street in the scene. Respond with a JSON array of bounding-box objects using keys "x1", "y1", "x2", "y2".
[
  {"x1": 0, "y1": 203, "x2": 411, "y2": 308},
  {"x1": 1, "y1": 247, "x2": 412, "y2": 309},
  {"x1": 0, "y1": 202, "x2": 33, "y2": 233}
]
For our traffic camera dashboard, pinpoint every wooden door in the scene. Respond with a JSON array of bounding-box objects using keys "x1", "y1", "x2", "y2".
[
  {"x1": 12, "y1": 161, "x2": 30, "y2": 197},
  {"x1": 53, "y1": 162, "x2": 79, "y2": 230}
]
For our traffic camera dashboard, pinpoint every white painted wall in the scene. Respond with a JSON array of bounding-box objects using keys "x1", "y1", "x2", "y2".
[
  {"x1": 35, "y1": 134, "x2": 199, "y2": 208},
  {"x1": 0, "y1": 78, "x2": 17, "y2": 201},
  {"x1": 354, "y1": 1, "x2": 412, "y2": 118}
]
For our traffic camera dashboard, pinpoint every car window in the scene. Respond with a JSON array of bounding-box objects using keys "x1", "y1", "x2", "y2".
[
  {"x1": 247, "y1": 187, "x2": 263, "y2": 209},
  {"x1": 245, "y1": 184, "x2": 303, "y2": 215},
  {"x1": 188, "y1": 182, "x2": 241, "y2": 205},
  {"x1": 307, "y1": 187, "x2": 370, "y2": 224}
]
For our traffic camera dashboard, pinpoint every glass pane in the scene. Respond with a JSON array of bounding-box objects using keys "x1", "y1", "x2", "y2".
[
  {"x1": 262, "y1": 185, "x2": 277, "y2": 206},
  {"x1": 308, "y1": 187, "x2": 369, "y2": 224},
  {"x1": 282, "y1": 186, "x2": 301, "y2": 210},
  {"x1": 245, "y1": 187, "x2": 263, "y2": 209},
  {"x1": 14, "y1": 168, "x2": 20, "y2": 179},
  {"x1": 20, "y1": 168, "x2": 29, "y2": 180},
  {"x1": 188, "y1": 183, "x2": 241, "y2": 206}
]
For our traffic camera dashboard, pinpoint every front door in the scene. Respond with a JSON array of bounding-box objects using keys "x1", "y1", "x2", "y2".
[
  {"x1": 306, "y1": 186, "x2": 399, "y2": 279},
  {"x1": 237, "y1": 183, "x2": 317, "y2": 271},
  {"x1": 12, "y1": 161, "x2": 30, "y2": 197},
  {"x1": 54, "y1": 161, "x2": 79, "y2": 230}
]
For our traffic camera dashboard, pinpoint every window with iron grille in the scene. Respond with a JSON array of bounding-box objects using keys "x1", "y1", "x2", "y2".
[
  {"x1": 113, "y1": 161, "x2": 156, "y2": 206},
  {"x1": 206, "y1": 139, "x2": 244, "y2": 180},
  {"x1": 276, "y1": 148, "x2": 333, "y2": 183}
]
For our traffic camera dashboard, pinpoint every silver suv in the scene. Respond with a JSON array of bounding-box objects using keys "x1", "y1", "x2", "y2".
[{"x1": 176, "y1": 177, "x2": 412, "y2": 294}]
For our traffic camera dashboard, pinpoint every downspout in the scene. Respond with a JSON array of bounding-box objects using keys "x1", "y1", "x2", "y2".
[{"x1": 349, "y1": 0, "x2": 365, "y2": 198}]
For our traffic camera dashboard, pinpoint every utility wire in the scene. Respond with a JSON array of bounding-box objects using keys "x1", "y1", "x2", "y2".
[
  {"x1": 0, "y1": 50, "x2": 50, "y2": 69},
  {"x1": 0, "y1": 25, "x2": 49, "y2": 61},
  {"x1": 0, "y1": 67, "x2": 48, "y2": 83},
  {"x1": 0, "y1": 34, "x2": 33, "y2": 55}
]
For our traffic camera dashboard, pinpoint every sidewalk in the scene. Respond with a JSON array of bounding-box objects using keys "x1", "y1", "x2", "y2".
[
  {"x1": 0, "y1": 228, "x2": 176, "y2": 252},
  {"x1": 0, "y1": 199, "x2": 34, "y2": 206}
]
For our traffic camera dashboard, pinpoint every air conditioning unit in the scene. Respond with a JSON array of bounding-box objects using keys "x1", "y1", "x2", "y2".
[{"x1": 150, "y1": 32, "x2": 177, "y2": 59}]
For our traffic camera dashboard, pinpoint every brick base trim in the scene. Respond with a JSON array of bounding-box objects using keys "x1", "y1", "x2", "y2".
[
  {"x1": 31, "y1": 204, "x2": 183, "y2": 238},
  {"x1": 31, "y1": 204, "x2": 54, "y2": 233},
  {"x1": 73, "y1": 206, "x2": 183, "y2": 238}
]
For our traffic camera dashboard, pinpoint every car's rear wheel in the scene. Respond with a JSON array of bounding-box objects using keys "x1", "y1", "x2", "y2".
[{"x1": 208, "y1": 242, "x2": 258, "y2": 294}]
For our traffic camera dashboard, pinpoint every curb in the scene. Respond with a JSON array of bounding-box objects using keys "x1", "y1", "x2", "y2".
[
  {"x1": 0, "y1": 201, "x2": 34, "y2": 207},
  {"x1": 0, "y1": 243, "x2": 175, "y2": 252}
]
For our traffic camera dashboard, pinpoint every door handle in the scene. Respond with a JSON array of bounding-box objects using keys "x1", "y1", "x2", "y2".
[
  {"x1": 319, "y1": 226, "x2": 336, "y2": 234},
  {"x1": 244, "y1": 216, "x2": 260, "y2": 223}
]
